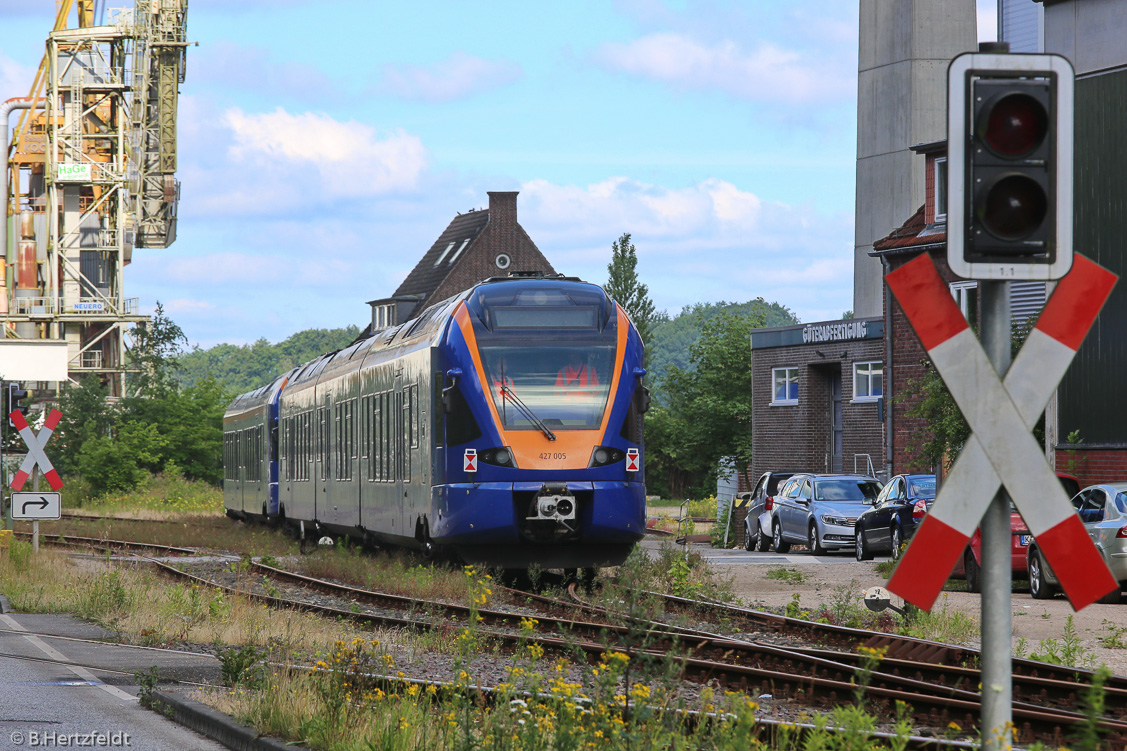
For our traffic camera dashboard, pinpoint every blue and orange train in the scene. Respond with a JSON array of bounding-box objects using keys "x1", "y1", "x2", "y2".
[{"x1": 223, "y1": 274, "x2": 649, "y2": 569}]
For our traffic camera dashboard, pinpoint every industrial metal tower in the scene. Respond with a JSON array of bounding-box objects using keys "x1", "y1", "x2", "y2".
[{"x1": 1, "y1": 0, "x2": 188, "y2": 397}]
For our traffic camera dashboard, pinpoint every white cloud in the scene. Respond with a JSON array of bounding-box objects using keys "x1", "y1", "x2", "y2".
[
  {"x1": 225, "y1": 107, "x2": 427, "y2": 192},
  {"x1": 179, "y1": 106, "x2": 428, "y2": 216},
  {"x1": 378, "y1": 52, "x2": 522, "y2": 103},
  {"x1": 516, "y1": 176, "x2": 853, "y2": 322},
  {"x1": 595, "y1": 33, "x2": 853, "y2": 104}
]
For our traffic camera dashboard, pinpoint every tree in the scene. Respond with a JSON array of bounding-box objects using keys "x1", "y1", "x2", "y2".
[
  {"x1": 128, "y1": 301, "x2": 187, "y2": 398},
  {"x1": 902, "y1": 318, "x2": 1042, "y2": 471},
  {"x1": 604, "y1": 233, "x2": 658, "y2": 346},
  {"x1": 53, "y1": 375, "x2": 116, "y2": 477},
  {"x1": 645, "y1": 310, "x2": 763, "y2": 497}
]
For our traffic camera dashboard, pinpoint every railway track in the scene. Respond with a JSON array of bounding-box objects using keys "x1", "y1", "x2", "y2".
[
  {"x1": 149, "y1": 556, "x2": 1126, "y2": 744},
  {"x1": 11, "y1": 530, "x2": 196, "y2": 556},
  {"x1": 30, "y1": 533, "x2": 1127, "y2": 744},
  {"x1": 648, "y1": 590, "x2": 1127, "y2": 691}
]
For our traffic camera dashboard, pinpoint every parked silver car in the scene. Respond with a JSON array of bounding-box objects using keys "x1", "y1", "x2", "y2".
[
  {"x1": 1028, "y1": 482, "x2": 1127, "y2": 603},
  {"x1": 769, "y1": 474, "x2": 883, "y2": 554},
  {"x1": 742, "y1": 471, "x2": 798, "y2": 552}
]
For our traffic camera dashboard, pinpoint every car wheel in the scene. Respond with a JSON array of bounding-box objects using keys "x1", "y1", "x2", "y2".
[
  {"x1": 756, "y1": 524, "x2": 772, "y2": 552},
  {"x1": 808, "y1": 523, "x2": 825, "y2": 556},
  {"x1": 890, "y1": 525, "x2": 903, "y2": 561},
  {"x1": 772, "y1": 521, "x2": 790, "y2": 554},
  {"x1": 743, "y1": 522, "x2": 757, "y2": 552},
  {"x1": 1029, "y1": 549, "x2": 1055, "y2": 600},
  {"x1": 1099, "y1": 587, "x2": 1123, "y2": 605},
  {"x1": 964, "y1": 551, "x2": 981, "y2": 593},
  {"x1": 855, "y1": 529, "x2": 873, "y2": 561}
]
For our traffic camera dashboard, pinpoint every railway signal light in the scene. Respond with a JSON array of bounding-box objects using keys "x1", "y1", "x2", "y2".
[
  {"x1": 947, "y1": 51, "x2": 1074, "y2": 280},
  {"x1": 5, "y1": 382, "x2": 28, "y2": 428}
]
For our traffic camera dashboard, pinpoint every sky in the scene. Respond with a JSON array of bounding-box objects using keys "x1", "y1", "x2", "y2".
[{"x1": 0, "y1": 0, "x2": 998, "y2": 348}]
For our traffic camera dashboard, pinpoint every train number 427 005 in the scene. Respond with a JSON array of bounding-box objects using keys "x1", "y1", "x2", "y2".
[{"x1": 539, "y1": 452, "x2": 567, "y2": 460}]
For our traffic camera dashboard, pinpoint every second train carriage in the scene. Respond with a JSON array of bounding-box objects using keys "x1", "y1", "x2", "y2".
[{"x1": 223, "y1": 274, "x2": 648, "y2": 568}]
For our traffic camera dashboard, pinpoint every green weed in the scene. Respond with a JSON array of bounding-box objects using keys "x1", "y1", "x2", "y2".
[{"x1": 765, "y1": 567, "x2": 806, "y2": 584}]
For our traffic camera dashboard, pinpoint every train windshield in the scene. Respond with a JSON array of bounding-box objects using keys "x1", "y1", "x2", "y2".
[{"x1": 479, "y1": 344, "x2": 615, "y2": 430}]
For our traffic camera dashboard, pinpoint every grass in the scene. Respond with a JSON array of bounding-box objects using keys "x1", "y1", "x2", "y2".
[
  {"x1": 62, "y1": 471, "x2": 223, "y2": 515},
  {"x1": 0, "y1": 539, "x2": 403, "y2": 657},
  {"x1": 645, "y1": 498, "x2": 718, "y2": 519},
  {"x1": 898, "y1": 593, "x2": 979, "y2": 644},
  {"x1": 765, "y1": 567, "x2": 807, "y2": 584}
]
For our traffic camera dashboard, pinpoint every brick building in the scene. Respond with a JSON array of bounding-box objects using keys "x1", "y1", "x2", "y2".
[
  {"x1": 748, "y1": 318, "x2": 885, "y2": 482},
  {"x1": 366, "y1": 192, "x2": 556, "y2": 330}
]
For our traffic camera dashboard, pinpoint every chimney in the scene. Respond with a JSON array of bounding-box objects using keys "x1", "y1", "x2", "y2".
[{"x1": 488, "y1": 191, "x2": 519, "y2": 254}]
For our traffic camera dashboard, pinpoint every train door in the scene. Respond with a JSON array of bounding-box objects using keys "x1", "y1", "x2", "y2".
[
  {"x1": 394, "y1": 373, "x2": 405, "y2": 535},
  {"x1": 359, "y1": 392, "x2": 371, "y2": 530},
  {"x1": 317, "y1": 403, "x2": 329, "y2": 521}
]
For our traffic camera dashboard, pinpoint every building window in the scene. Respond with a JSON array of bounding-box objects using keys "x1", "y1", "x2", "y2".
[
  {"x1": 772, "y1": 367, "x2": 798, "y2": 405},
  {"x1": 950, "y1": 281, "x2": 978, "y2": 328},
  {"x1": 853, "y1": 361, "x2": 883, "y2": 401},
  {"x1": 935, "y1": 157, "x2": 947, "y2": 222},
  {"x1": 434, "y1": 242, "x2": 456, "y2": 266},
  {"x1": 449, "y1": 238, "x2": 471, "y2": 264}
]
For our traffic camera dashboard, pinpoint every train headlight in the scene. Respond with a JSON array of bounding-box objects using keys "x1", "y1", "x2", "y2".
[
  {"x1": 588, "y1": 446, "x2": 626, "y2": 467},
  {"x1": 479, "y1": 447, "x2": 516, "y2": 468}
]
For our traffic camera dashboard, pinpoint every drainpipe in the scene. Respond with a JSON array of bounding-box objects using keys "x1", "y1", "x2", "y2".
[
  {"x1": 881, "y1": 254, "x2": 893, "y2": 478},
  {"x1": 2, "y1": 97, "x2": 45, "y2": 274}
]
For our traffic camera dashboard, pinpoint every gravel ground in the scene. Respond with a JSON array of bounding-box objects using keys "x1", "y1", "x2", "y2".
[{"x1": 712, "y1": 555, "x2": 1127, "y2": 675}]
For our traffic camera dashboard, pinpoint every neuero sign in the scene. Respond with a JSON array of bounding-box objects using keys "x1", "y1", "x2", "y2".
[
  {"x1": 802, "y1": 320, "x2": 868, "y2": 344},
  {"x1": 56, "y1": 163, "x2": 92, "y2": 182}
]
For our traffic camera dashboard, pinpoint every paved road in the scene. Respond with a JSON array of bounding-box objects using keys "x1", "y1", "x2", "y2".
[
  {"x1": 0, "y1": 613, "x2": 225, "y2": 751},
  {"x1": 639, "y1": 538, "x2": 861, "y2": 565}
]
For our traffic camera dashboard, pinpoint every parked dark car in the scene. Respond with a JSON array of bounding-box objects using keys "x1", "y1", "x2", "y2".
[
  {"x1": 742, "y1": 471, "x2": 799, "y2": 552},
  {"x1": 950, "y1": 472, "x2": 1080, "y2": 592},
  {"x1": 768, "y1": 474, "x2": 883, "y2": 554},
  {"x1": 854, "y1": 474, "x2": 936, "y2": 561},
  {"x1": 1028, "y1": 482, "x2": 1127, "y2": 603}
]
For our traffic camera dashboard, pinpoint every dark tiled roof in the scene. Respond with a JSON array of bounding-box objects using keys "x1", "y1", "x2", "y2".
[
  {"x1": 393, "y1": 210, "x2": 491, "y2": 299},
  {"x1": 871, "y1": 205, "x2": 947, "y2": 254}
]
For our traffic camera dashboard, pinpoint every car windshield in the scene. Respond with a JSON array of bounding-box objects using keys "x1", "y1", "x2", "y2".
[
  {"x1": 908, "y1": 477, "x2": 937, "y2": 498},
  {"x1": 1117, "y1": 493, "x2": 1127, "y2": 515},
  {"x1": 479, "y1": 345, "x2": 615, "y2": 430},
  {"x1": 813, "y1": 479, "x2": 882, "y2": 502}
]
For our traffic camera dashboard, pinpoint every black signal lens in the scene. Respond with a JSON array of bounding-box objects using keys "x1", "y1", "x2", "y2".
[
  {"x1": 981, "y1": 93, "x2": 1048, "y2": 157},
  {"x1": 978, "y1": 173, "x2": 1048, "y2": 241}
]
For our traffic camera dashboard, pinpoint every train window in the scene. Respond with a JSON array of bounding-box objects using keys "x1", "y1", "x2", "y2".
[
  {"x1": 399, "y1": 390, "x2": 409, "y2": 480},
  {"x1": 433, "y1": 374, "x2": 444, "y2": 447},
  {"x1": 479, "y1": 344, "x2": 615, "y2": 430},
  {"x1": 408, "y1": 385, "x2": 419, "y2": 449},
  {"x1": 445, "y1": 384, "x2": 482, "y2": 447},
  {"x1": 343, "y1": 399, "x2": 355, "y2": 480}
]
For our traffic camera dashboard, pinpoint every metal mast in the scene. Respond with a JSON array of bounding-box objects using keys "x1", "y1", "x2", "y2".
[{"x1": 2, "y1": 0, "x2": 188, "y2": 397}]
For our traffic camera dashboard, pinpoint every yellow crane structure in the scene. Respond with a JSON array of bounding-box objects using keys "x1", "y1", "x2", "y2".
[{"x1": 2, "y1": 0, "x2": 188, "y2": 396}]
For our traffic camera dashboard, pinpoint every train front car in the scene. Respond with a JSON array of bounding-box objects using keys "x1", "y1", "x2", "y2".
[{"x1": 433, "y1": 278, "x2": 647, "y2": 569}]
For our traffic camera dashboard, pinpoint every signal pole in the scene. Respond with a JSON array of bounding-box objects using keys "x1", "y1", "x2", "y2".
[{"x1": 947, "y1": 41, "x2": 1074, "y2": 748}]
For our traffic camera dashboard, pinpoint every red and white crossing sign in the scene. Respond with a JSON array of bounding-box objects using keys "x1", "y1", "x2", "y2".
[
  {"x1": 9, "y1": 409, "x2": 64, "y2": 492},
  {"x1": 463, "y1": 448, "x2": 477, "y2": 473},
  {"x1": 887, "y1": 254, "x2": 1117, "y2": 611},
  {"x1": 626, "y1": 448, "x2": 640, "y2": 473}
]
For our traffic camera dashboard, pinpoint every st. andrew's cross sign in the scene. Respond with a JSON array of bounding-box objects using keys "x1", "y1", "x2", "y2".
[
  {"x1": 887, "y1": 253, "x2": 1117, "y2": 611},
  {"x1": 9, "y1": 408, "x2": 64, "y2": 492}
]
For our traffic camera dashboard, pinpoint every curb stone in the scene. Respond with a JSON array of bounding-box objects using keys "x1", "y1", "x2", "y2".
[{"x1": 151, "y1": 690, "x2": 308, "y2": 750}]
